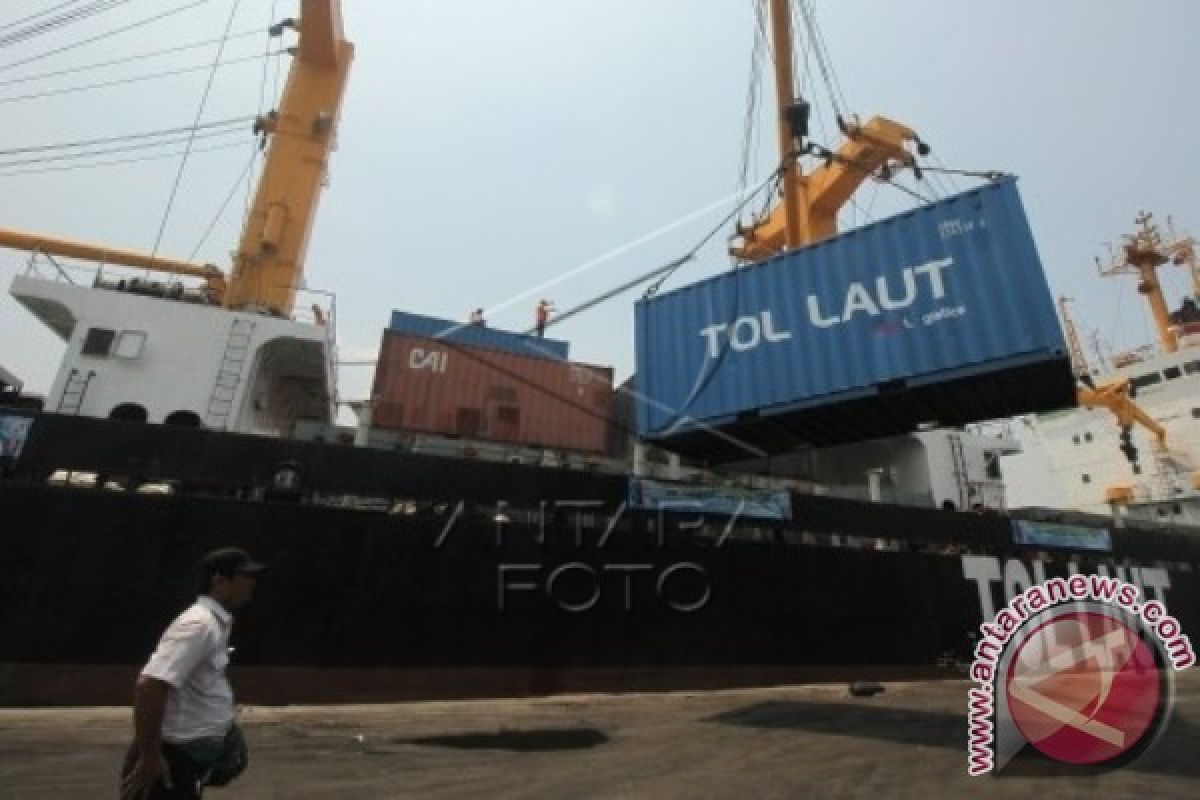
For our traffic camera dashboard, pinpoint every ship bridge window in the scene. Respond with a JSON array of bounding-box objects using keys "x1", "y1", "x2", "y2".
[
  {"x1": 113, "y1": 330, "x2": 146, "y2": 359},
  {"x1": 1164, "y1": 366, "x2": 1182, "y2": 381},
  {"x1": 1081, "y1": 473, "x2": 1091, "y2": 484},
  {"x1": 1184, "y1": 360, "x2": 1200, "y2": 375},
  {"x1": 81, "y1": 327, "x2": 115, "y2": 357},
  {"x1": 1192, "y1": 408, "x2": 1200, "y2": 419},
  {"x1": 1084, "y1": 432, "x2": 1093, "y2": 443},
  {"x1": 1130, "y1": 372, "x2": 1162, "y2": 390}
]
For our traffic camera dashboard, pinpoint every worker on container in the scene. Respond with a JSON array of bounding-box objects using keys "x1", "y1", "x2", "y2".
[
  {"x1": 469, "y1": 308, "x2": 486, "y2": 326},
  {"x1": 121, "y1": 548, "x2": 265, "y2": 800},
  {"x1": 535, "y1": 299, "x2": 555, "y2": 338}
]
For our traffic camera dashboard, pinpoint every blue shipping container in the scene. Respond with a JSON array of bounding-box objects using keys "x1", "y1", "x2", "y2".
[
  {"x1": 389, "y1": 310, "x2": 569, "y2": 362},
  {"x1": 635, "y1": 178, "x2": 1073, "y2": 460}
]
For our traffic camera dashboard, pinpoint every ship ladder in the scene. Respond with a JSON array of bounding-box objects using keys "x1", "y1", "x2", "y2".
[
  {"x1": 57, "y1": 367, "x2": 95, "y2": 415},
  {"x1": 205, "y1": 318, "x2": 257, "y2": 430},
  {"x1": 949, "y1": 433, "x2": 970, "y2": 509}
]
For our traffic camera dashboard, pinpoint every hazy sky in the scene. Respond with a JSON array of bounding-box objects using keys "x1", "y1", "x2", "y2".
[{"x1": 1, "y1": 1, "x2": 1197, "y2": 503}]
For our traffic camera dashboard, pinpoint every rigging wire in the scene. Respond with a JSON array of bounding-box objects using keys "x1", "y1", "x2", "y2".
[
  {"x1": 736, "y1": 0, "x2": 766, "y2": 199},
  {"x1": 0, "y1": 0, "x2": 208, "y2": 73},
  {"x1": 0, "y1": 140, "x2": 245, "y2": 177},
  {"x1": 0, "y1": 126, "x2": 245, "y2": 168},
  {"x1": 244, "y1": 0, "x2": 281, "y2": 221},
  {"x1": 806, "y1": 139, "x2": 933, "y2": 205},
  {"x1": 0, "y1": 51, "x2": 278, "y2": 105},
  {"x1": 0, "y1": 115, "x2": 251, "y2": 156},
  {"x1": 149, "y1": 0, "x2": 243, "y2": 260},
  {"x1": 792, "y1": 0, "x2": 844, "y2": 119},
  {"x1": 0, "y1": 0, "x2": 140, "y2": 49},
  {"x1": 930, "y1": 152, "x2": 962, "y2": 193},
  {"x1": 0, "y1": 1, "x2": 89, "y2": 34},
  {"x1": 0, "y1": 29, "x2": 260, "y2": 88},
  {"x1": 644, "y1": 167, "x2": 784, "y2": 298},
  {"x1": 193, "y1": 1, "x2": 283, "y2": 267},
  {"x1": 189, "y1": 150, "x2": 256, "y2": 260}
]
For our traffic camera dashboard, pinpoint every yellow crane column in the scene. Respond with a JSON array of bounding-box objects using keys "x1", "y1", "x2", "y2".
[{"x1": 225, "y1": 0, "x2": 354, "y2": 317}]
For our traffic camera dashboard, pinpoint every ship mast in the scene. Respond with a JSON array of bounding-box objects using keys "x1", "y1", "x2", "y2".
[
  {"x1": 767, "y1": 0, "x2": 806, "y2": 249},
  {"x1": 1096, "y1": 212, "x2": 1179, "y2": 353},
  {"x1": 1164, "y1": 217, "x2": 1198, "y2": 299},
  {"x1": 731, "y1": 1, "x2": 931, "y2": 261}
]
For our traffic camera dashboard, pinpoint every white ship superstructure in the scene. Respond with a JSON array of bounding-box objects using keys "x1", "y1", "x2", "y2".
[{"x1": 1014, "y1": 214, "x2": 1200, "y2": 525}]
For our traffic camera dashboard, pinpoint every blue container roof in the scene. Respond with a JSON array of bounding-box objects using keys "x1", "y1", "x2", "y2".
[
  {"x1": 388, "y1": 310, "x2": 569, "y2": 362},
  {"x1": 633, "y1": 177, "x2": 1073, "y2": 456}
]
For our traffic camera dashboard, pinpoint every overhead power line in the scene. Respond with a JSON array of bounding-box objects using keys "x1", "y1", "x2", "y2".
[
  {"x1": 0, "y1": 0, "x2": 140, "y2": 50},
  {"x1": 150, "y1": 0, "x2": 243, "y2": 259},
  {"x1": 0, "y1": 2, "x2": 89, "y2": 34},
  {"x1": 0, "y1": 29, "x2": 260, "y2": 88},
  {"x1": 0, "y1": 115, "x2": 251, "y2": 156},
  {"x1": 0, "y1": 140, "x2": 245, "y2": 178},
  {"x1": 0, "y1": 127, "x2": 245, "y2": 169},
  {"x1": 0, "y1": 0, "x2": 209, "y2": 73},
  {"x1": 0, "y1": 51, "x2": 277, "y2": 105}
]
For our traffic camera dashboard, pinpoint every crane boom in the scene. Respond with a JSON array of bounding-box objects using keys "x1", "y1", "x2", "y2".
[
  {"x1": 0, "y1": 226, "x2": 225, "y2": 295},
  {"x1": 1077, "y1": 378, "x2": 1167, "y2": 452},
  {"x1": 225, "y1": 0, "x2": 354, "y2": 316},
  {"x1": 731, "y1": 116, "x2": 922, "y2": 261},
  {"x1": 730, "y1": 1, "x2": 924, "y2": 261}
]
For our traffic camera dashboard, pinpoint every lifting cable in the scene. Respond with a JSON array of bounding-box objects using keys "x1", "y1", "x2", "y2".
[
  {"x1": 642, "y1": 167, "x2": 783, "y2": 299},
  {"x1": 149, "y1": 0, "x2": 243, "y2": 260},
  {"x1": 0, "y1": 52, "x2": 280, "y2": 105},
  {"x1": 0, "y1": 29, "x2": 260, "y2": 88}
]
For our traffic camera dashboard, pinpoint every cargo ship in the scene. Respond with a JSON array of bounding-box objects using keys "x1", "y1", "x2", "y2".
[
  {"x1": 2, "y1": 0, "x2": 1198, "y2": 706},
  {"x1": 1005, "y1": 214, "x2": 1200, "y2": 525}
]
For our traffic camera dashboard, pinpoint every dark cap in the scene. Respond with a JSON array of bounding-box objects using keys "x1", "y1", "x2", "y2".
[{"x1": 201, "y1": 547, "x2": 266, "y2": 578}]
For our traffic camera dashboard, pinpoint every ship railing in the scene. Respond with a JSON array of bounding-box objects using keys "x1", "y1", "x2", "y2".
[
  {"x1": 21, "y1": 251, "x2": 89, "y2": 285},
  {"x1": 289, "y1": 286, "x2": 339, "y2": 407}
]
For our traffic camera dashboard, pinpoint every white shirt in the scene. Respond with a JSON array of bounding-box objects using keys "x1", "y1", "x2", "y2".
[{"x1": 141, "y1": 595, "x2": 235, "y2": 743}]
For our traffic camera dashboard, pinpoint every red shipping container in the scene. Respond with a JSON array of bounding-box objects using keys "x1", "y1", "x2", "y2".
[{"x1": 370, "y1": 331, "x2": 613, "y2": 454}]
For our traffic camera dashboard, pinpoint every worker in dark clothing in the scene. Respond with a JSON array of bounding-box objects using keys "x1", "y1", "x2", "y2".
[{"x1": 535, "y1": 299, "x2": 554, "y2": 338}]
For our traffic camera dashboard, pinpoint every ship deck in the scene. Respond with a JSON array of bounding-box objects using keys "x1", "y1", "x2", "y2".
[{"x1": 3, "y1": 673, "x2": 1198, "y2": 798}]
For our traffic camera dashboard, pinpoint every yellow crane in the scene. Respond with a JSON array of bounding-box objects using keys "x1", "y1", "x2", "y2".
[
  {"x1": 1076, "y1": 377, "x2": 1175, "y2": 506},
  {"x1": 730, "y1": 0, "x2": 929, "y2": 260},
  {"x1": 0, "y1": 0, "x2": 352, "y2": 319}
]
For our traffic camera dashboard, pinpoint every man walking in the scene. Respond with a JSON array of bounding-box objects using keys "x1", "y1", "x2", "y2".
[{"x1": 121, "y1": 548, "x2": 265, "y2": 799}]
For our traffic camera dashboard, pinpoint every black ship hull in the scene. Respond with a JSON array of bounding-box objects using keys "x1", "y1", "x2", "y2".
[{"x1": 3, "y1": 413, "x2": 1199, "y2": 705}]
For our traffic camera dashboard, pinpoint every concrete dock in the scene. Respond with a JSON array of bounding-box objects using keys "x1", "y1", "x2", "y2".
[{"x1": 2, "y1": 672, "x2": 1197, "y2": 798}]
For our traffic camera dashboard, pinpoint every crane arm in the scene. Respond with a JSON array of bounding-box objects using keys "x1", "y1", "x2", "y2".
[
  {"x1": 731, "y1": 115, "x2": 920, "y2": 262},
  {"x1": 0, "y1": 226, "x2": 225, "y2": 297},
  {"x1": 1077, "y1": 379, "x2": 1168, "y2": 452},
  {"x1": 225, "y1": 0, "x2": 353, "y2": 316}
]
